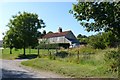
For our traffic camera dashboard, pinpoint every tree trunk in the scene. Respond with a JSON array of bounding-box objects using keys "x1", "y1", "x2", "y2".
[
  {"x1": 10, "y1": 48, "x2": 12, "y2": 54},
  {"x1": 38, "y1": 48, "x2": 40, "y2": 58},
  {"x1": 23, "y1": 47, "x2": 26, "y2": 56}
]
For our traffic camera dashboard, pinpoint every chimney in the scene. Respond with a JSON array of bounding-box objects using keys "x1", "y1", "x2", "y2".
[{"x1": 58, "y1": 27, "x2": 62, "y2": 33}]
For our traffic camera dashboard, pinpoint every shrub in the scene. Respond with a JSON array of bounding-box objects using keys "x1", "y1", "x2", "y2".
[
  {"x1": 88, "y1": 34, "x2": 106, "y2": 49},
  {"x1": 55, "y1": 51, "x2": 68, "y2": 58},
  {"x1": 88, "y1": 32, "x2": 118, "y2": 49},
  {"x1": 104, "y1": 48, "x2": 120, "y2": 73},
  {"x1": 79, "y1": 46, "x2": 95, "y2": 54}
]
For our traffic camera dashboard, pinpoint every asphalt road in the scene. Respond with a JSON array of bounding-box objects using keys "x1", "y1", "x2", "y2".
[{"x1": 0, "y1": 59, "x2": 64, "y2": 78}]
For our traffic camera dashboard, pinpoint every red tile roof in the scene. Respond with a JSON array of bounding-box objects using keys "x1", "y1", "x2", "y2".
[{"x1": 43, "y1": 31, "x2": 71, "y2": 38}]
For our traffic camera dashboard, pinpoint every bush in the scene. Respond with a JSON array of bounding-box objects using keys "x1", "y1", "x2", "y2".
[
  {"x1": 104, "y1": 48, "x2": 120, "y2": 73},
  {"x1": 55, "y1": 51, "x2": 68, "y2": 58},
  {"x1": 88, "y1": 34, "x2": 106, "y2": 49},
  {"x1": 88, "y1": 32, "x2": 118, "y2": 49},
  {"x1": 79, "y1": 46, "x2": 95, "y2": 54}
]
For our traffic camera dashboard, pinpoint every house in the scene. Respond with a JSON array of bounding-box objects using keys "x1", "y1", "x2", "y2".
[
  {"x1": 38, "y1": 27, "x2": 80, "y2": 48},
  {"x1": 0, "y1": 40, "x2": 3, "y2": 47},
  {"x1": 0, "y1": 40, "x2": 3, "y2": 50}
]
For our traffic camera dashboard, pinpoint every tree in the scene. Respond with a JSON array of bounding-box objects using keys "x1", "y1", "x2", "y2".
[
  {"x1": 77, "y1": 34, "x2": 87, "y2": 38},
  {"x1": 3, "y1": 12, "x2": 45, "y2": 55},
  {"x1": 88, "y1": 33, "x2": 106, "y2": 49},
  {"x1": 43, "y1": 30, "x2": 46, "y2": 35},
  {"x1": 70, "y1": 1, "x2": 120, "y2": 39},
  {"x1": 101, "y1": 31, "x2": 118, "y2": 47},
  {"x1": 88, "y1": 31, "x2": 117, "y2": 49},
  {"x1": 77, "y1": 34, "x2": 88, "y2": 44},
  {"x1": 38, "y1": 30, "x2": 47, "y2": 38},
  {"x1": 3, "y1": 29, "x2": 14, "y2": 54},
  {"x1": 41, "y1": 30, "x2": 46, "y2": 37},
  {"x1": 3, "y1": 27, "x2": 22, "y2": 54},
  {"x1": 47, "y1": 31, "x2": 53, "y2": 34},
  {"x1": 37, "y1": 32, "x2": 42, "y2": 38},
  {"x1": 70, "y1": 1, "x2": 120, "y2": 76}
]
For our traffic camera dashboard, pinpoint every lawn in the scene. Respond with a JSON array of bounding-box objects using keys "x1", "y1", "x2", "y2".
[
  {"x1": 1, "y1": 47, "x2": 118, "y2": 78},
  {"x1": 21, "y1": 46, "x2": 118, "y2": 78},
  {"x1": 1, "y1": 48, "x2": 55, "y2": 60},
  {"x1": 21, "y1": 58, "x2": 117, "y2": 78},
  {"x1": 1, "y1": 48, "x2": 22, "y2": 59}
]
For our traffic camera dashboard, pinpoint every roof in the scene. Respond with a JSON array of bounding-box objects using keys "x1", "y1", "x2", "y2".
[{"x1": 43, "y1": 31, "x2": 71, "y2": 38}]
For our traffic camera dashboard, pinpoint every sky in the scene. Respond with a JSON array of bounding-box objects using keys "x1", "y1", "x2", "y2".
[{"x1": 0, "y1": 2, "x2": 97, "y2": 40}]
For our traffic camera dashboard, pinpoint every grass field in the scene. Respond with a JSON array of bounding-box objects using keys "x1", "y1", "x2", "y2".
[
  {"x1": 1, "y1": 48, "x2": 55, "y2": 59},
  {"x1": 1, "y1": 47, "x2": 118, "y2": 78},
  {"x1": 21, "y1": 58, "x2": 117, "y2": 78}
]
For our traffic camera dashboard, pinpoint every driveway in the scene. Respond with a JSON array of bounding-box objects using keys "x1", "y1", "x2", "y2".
[{"x1": 0, "y1": 59, "x2": 64, "y2": 78}]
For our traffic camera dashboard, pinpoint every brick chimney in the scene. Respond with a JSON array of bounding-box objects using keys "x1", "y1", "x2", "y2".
[{"x1": 58, "y1": 27, "x2": 62, "y2": 33}]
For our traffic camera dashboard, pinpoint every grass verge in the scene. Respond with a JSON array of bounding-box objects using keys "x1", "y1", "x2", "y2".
[{"x1": 21, "y1": 58, "x2": 117, "y2": 78}]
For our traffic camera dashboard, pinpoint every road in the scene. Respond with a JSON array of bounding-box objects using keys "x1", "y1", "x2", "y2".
[{"x1": 0, "y1": 59, "x2": 64, "y2": 78}]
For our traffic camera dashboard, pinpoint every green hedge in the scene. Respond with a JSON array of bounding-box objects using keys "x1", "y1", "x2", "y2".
[
  {"x1": 37, "y1": 43, "x2": 70, "y2": 49},
  {"x1": 55, "y1": 51, "x2": 68, "y2": 58}
]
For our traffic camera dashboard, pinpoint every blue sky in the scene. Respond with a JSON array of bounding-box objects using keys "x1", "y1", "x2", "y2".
[{"x1": 0, "y1": 2, "x2": 97, "y2": 40}]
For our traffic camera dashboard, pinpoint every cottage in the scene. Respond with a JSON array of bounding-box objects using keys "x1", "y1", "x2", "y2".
[
  {"x1": 0, "y1": 40, "x2": 3, "y2": 47},
  {"x1": 38, "y1": 27, "x2": 80, "y2": 48}
]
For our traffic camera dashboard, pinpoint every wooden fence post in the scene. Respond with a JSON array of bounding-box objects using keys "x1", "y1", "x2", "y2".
[
  {"x1": 77, "y1": 51, "x2": 79, "y2": 64},
  {"x1": 49, "y1": 51, "x2": 52, "y2": 59}
]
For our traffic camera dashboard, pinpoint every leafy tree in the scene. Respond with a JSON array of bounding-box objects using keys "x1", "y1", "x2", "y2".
[
  {"x1": 101, "y1": 31, "x2": 118, "y2": 47},
  {"x1": 3, "y1": 27, "x2": 22, "y2": 54},
  {"x1": 70, "y1": 2, "x2": 120, "y2": 39},
  {"x1": 70, "y1": 1, "x2": 120, "y2": 76},
  {"x1": 41, "y1": 30, "x2": 46, "y2": 37},
  {"x1": 3, "y1": 12, "x2": 45, "y2": 55},
  {"x1": 43, "y1": 30, "x2": 46, "y2": 35},
  {"x1": 77, "y1": 34, "x2": 88, "y2": 44},
  {"x1": 38, "y1": 30, "x2": 47, "y2": 38},
  {"x1": 37, "y1": 32, "x2": 43, "y2": 38},
  {"x1": 88, "y1": 31, "x2": 117, "y2": 49},
  {"x1": 88, "y1": 33, "x2": 106, "y2": 49},
  {"x1": 77, "y1": 34, "x2": 87, "y2": 38},
  {"x1": 3, "y1": 29, "x2": 14, "y2": 54},
  {"x1": 47, "y1": 31, "x2": 53, "y2": 34}
]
